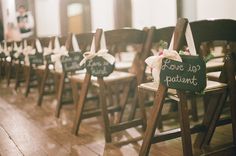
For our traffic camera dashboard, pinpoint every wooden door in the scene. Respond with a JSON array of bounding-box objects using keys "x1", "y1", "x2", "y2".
[{"x1": 60, "y1": 0, "x2": 91, "y2": 36}]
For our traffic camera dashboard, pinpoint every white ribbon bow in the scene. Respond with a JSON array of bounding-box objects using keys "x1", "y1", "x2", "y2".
[
  {"x1": 145, "y1": 23, "x2": 196, "y2": 85},
  {"x1": 145, "y1": 49, "x2": 182, "y2": 83},
  {"x1": 36, "y1": 39, "x2": 43, "y2": 53},
  {"x1": 80, "y1": 49, "x2": 115, "y2": 66},
  {"x1": 43, "y1": 41, "x2": 53, "y2": 56},
  {"x1": 80, "y1": 32, "x2": 115, "y2": 66},
  {"x1": 72, "y1": 34, "x2": 81, "y2": 52}
]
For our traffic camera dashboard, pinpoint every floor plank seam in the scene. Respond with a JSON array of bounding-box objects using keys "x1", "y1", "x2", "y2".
[{"x1": 0, "y1": 124, "x2": 25, "y2": 156}]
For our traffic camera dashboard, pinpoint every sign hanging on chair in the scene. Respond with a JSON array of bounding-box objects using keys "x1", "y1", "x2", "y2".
[
  {"x1": 86, "y1": 56, "x2": 114, "y2": 77},
  {"x1": 29, "y1": 52, "x2": 44, "y2": 65},
  {"x1": 160, "y1": 55, "x2": 206, "y2": 92},
  {"x1": 61, "y1": 52, "x2": 84, "y2": 72}
]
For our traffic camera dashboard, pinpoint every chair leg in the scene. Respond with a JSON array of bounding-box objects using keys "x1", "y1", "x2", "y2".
[
  {"x1": 98, "y1": 78, "x2": 112, "y2": 143},
  {"x1": 71, "y1": 79, "x2": 79, "y2": 107},
  {"x1": 55, "y1": 73, "x2": 65, "y2": 118},
  {"x1": 230, "y1": 87, "x2": 236, "y2": 146},
  {"x1": 194, "y1": 91, "x2": 227, "y2": 148},
  {"x1": 128, "y1": 88, "x2": 139, "y2": 121},
  {"x1": 37, "y1": 69, "x2": 49, "y2": 106},
  {"x1": 6, "y1": 62, "x2": 12, "y2": 86},
  {"x1": 178, "y1": 91, "x2": 193, "y2": 156},
  {"x1": 139, "y1": 84, "x2": 167, "y2": 156},
  {"x1": 0, "y1": 61, "x2": 2, "y2": 80},
  {"x1": 72, "y1": 74, "x2": 91, "y2": 135},
  {"x1": 117, "y1": 82, "x2": 131, "y2": 123},
  {"x1": 14, "y1": 64, "x2": 20, "y2": 90},
  {"x1": 138, "y1": 87, "x2": 147, "y2": 131},
  {"x1": 190, "y1": 97, "x2": 198, "y2": 122},
  {"x1": 203, "y1": 92, "x2": 228, "y2": 146},
  {"x1": 24, "y1": 66, "x2": 32, "y2": 97}
]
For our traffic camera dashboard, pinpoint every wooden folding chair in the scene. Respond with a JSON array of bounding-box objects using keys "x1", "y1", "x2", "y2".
[
  {"x1": 14, "y1": 38, "x2": 35, "y2": 90},
  {"x1": 71, "y1": 28, "x2": 151, "y2": 143},
  {"x1": 54, "y1": 32, "x2": 95, "y2": 117},
  {"x1": 37, "y1": 36, "x2": 67, "y2": 105},
  {"x1": 191, "y1": 19, "x2": 236, "y2": 149},
  {"x1": 5, "y1": 41, "x2": 21, "y2": 87},
  {"x1": 0, "y1": 41, "x2": 7, "y2": 79},
  {"x1": 36, "y1": 37, "x2": 55, "y2": 105},
  {"x1": 138, "y1": 18, "x2": 236, "y2": 156},
  {"x1": 24, "y1": 38, "x2": 46, "y2": 97}
]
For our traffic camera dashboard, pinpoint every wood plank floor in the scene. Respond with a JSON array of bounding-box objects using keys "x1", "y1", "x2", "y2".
[{"x1": 0, "y1": 79, "x2": 235, "y2": 156}]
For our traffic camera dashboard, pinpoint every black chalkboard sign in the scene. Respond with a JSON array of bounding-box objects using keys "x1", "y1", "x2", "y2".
[
  {"x1": 0, "y1": 52, "x2": 6, "y2": 59},
  {"x1": 18, "y1": 53, "x2": 25, "y2": 62},
  {"x1": 160, "y1": 55, "x2": 206, "y2": 92},
  {"x1": 61, "y1": 52, "x2": 84, "y2": 73},
  {"x1": 29, "y1": 52, "x2": 44, "y2": 65},
  {"x1": 86, "y1": 56, "x2": 114, "y2": 77},
  {"x1": 10, "y1": 50, "x2": 17, "y2": 60},
  {"x1": 45, "y1": 54, "x2": 54, "y2": 64}
]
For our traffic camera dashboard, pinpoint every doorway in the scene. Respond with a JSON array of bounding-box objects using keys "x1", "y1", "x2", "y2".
[{"x1": 60, "y1": 0, "x2": 91, "y2": 36}]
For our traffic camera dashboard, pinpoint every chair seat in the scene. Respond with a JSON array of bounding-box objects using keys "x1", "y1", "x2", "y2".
[
  {"x1": 37, "y1": 65, "x2": 46, "y2": 70},
  {"x1": 207, "y1": 71, "x2": 236, "y2": 81},
  {"x1": 206, "y1": 58, "x2": 224, "y2": 72},
  {"x1": 138, "y1": 80, "x2": 227, "y2": 93},
  {"x1": 139, "y1": 81, "x2": 159, "y2": 92},
  {"x1": 115, "y1": 61, "x2": 132, "y2": 71},
  {"x1": 70, "y1": 71, "x2": 135, "y2": 85},
  {"x1": 207, "y1": 71, "x2": 221, "y2": 81}
]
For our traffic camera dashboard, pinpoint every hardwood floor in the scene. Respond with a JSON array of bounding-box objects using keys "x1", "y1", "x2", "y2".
[{"x1": 0, "y1": 79, "x2": 234, "y2": 156}]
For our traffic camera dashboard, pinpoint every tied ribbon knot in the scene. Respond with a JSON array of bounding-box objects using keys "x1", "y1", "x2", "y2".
[
  {"x1": 145, "y1": 49, "x2": 182, "y2": 83},
  {"x1": 51, "y1": 46, "x2": 69, "y2": 63},
  {"x1": 23, "y1": 46, "x2": 36, "y2": 55},
  {"x1": 79, "y1": 49, "x2": 115, "y2": 66}
]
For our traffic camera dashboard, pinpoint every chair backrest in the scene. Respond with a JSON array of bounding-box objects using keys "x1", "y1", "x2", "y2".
[
  {"x1": 135, "y1": 26, "x2": 175, "y2": 83},
  {"x1": 186, "y1": 19, "x2": 236, "y2": 81},
  {"x1": 76, "y1": 33, "x2": 94, "y2": 52},
  {"x1": 105, "y1": 28, "x2": 147, "y2": 56},
  {"x1": 190, "y1": 19, "x2": 236, "y2": 56},
  {"x1": 61, "y1": 32, "x2": 94, "y2": 74},
  {"x1": 38, "y1": 37, "x2": 52, "y2": 48},
  {"x1": 104, "y1": 28, "x2": 148, "y2": 84},
  {"x1": 24, "y1": 38, "x2": 35, "y2": 48},
  {"x1": 51, "y1": 36, "x2": 67, "y2": 49},
  {"x1": 151, "y1": 26, "x2": 175, "y2": 46}
]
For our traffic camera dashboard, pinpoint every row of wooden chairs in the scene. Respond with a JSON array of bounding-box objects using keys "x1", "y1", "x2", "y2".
[
  {"x1": 139, "y1": 18, "x2": 236, "y2": 156},
  {"x1": 0, "y1": 18, "x2": 235, "y2": 155}
]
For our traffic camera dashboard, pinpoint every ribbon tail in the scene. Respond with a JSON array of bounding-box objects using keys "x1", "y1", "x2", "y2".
[
  {"x1": 80, "y1": 58, "x2": 87, "y2": 66},
  {"x1": 72, "y1": 34, "x2": 81, "y2": 52}
]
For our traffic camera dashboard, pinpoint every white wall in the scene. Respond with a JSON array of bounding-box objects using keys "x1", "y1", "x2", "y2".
[
  {"x1": 132, "y1": 0, "x2": 177, "y2": 29},
  {"x1": 182, "y1": 0, "x2": 197, "y2": 21},
  {"x1": 90, "y1": 0, "x2": 114, "y2": 30},
  {"x1": 1, "y1": 0, "x2": 17, "y2": 34},
  {"x1": 35, "y1": 0, "x2": 61, "y2": 37},
  {"x1": 197, "y1": 0, "x2": 236, "y2": 20}
]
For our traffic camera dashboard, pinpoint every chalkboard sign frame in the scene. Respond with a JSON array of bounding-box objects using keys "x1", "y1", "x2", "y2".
[
  {"x1": 160, "y1": 55, "x2": 206, "y2": 92},
  {"x1": 28, "y1": 52, "x2": 44, "y2": 66},
  {"x1": 86, "y1": 56, "x2": 115, "y2": 77},
  {"x1": 60, "y1": 52, "x2": 84, "y2": 73}
]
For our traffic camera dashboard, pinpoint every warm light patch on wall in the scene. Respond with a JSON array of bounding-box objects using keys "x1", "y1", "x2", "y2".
[{"x1": 67, "y1": 3, "x2": 84, "y2": 34}]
